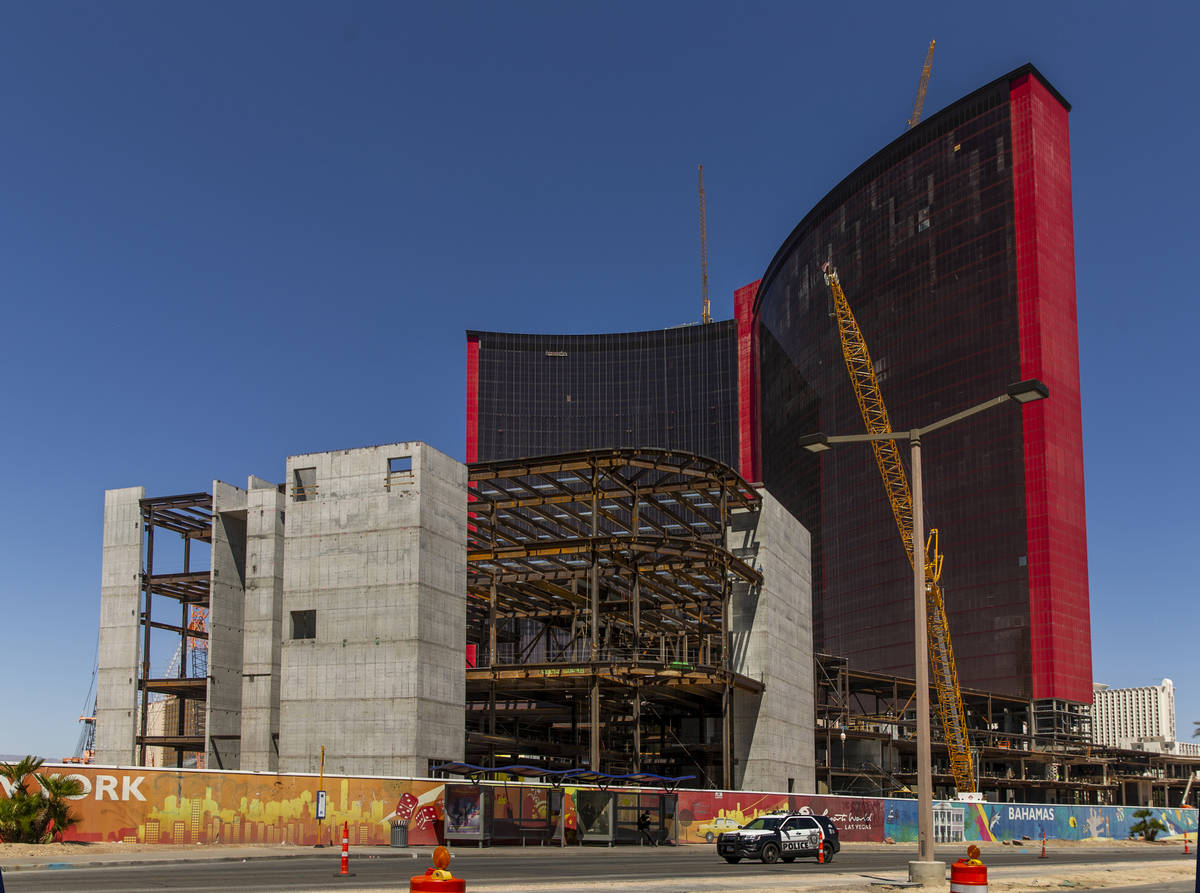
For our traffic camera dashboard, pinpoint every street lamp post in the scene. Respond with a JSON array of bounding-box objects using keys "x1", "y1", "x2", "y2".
[{"x1": 801, "y1": 379, "x2": 1048, "y2": 882}]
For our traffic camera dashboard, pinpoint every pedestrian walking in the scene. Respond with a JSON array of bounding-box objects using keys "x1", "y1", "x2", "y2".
[{"x1": 638, "y1": 810, "x2": 657, "y2": 846}]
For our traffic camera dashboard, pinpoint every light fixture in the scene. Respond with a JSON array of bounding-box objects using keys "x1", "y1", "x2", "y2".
[
  {"x1": 799, "y1": 433, "x2": 832, "y2": 453},
  {"x1": 1006, "y1": 378, "x2": 1049, "y2": 404}
]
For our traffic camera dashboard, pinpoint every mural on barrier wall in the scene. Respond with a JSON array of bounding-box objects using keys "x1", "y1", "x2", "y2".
[
  {"x1": 0, "y1": 766, "x2": 446, "y2": 846},
  {"x1": 674, "y1": 791, "x2": 883, "y2": 843},
  {"x1": 883, "y1": 798, "x2": 1198, "y2": 843},
  {"x1": 1, "y1": 765, "x2": 1194, "y2": 846}
]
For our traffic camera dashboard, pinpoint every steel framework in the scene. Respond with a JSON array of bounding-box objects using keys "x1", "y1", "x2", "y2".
[
  {"x1": 466, "y1": 449, "x2": 762, "y2": 788},
  {"x1": 137, "y1": 493, "x2": 212, "y2": 766}
]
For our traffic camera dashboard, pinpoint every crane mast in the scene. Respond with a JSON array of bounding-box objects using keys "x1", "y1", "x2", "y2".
[
  {"x1": 699, "y1": 164, "x2": 711, "y2": 324},
  {"x1": 822, "y1": 264, "x2": 975, "y2": 795},
  {"x1": 907, "y1": 39, "x2": 936, "y2": 130}
]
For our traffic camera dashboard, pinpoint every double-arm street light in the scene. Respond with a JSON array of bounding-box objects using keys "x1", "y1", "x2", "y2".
[{"x1": 800, "y1": 378, "x2": 1049, "y2": 882}]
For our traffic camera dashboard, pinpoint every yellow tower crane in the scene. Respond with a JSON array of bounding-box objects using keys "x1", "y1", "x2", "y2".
[
  {"x1": 822, "y1": 263, "x2": 976, "y2": 795},
  {"x1": 907, "y1": 40, "x2": 936, "y2": 130}
]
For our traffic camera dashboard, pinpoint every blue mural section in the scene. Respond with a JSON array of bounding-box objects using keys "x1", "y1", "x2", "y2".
[{"x1": 884, "y1": 799, "x2": 1198, "y2": 843}]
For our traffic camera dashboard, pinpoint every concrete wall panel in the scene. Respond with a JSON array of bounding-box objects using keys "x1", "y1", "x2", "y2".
[
  {"x1": 728, "y1": 489, "x2": 815, "y2": 792},
  {"x1": 207, "y1": 481, "x2": 246, "y2": 769},
  {"x1": 95, "y1": 486, "x2": 145, "y2": 765}
]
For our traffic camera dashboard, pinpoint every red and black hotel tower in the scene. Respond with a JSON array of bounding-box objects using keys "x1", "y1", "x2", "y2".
[{"x1": 467, "y1": 64, "x2": 1090, "y2": 707}]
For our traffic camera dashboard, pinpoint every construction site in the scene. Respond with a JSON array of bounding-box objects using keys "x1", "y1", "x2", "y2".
[
  {"x1": 83, "y1": 451, "x2": 1200, "y2": 809},
  {"x1": 78, "y1": 55, "x2": 1200, "y2": 817}
]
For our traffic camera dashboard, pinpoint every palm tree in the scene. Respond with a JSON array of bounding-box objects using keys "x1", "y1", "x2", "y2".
[
  {"x1": 35, "y1": 772, "x2": 85, "y2": 839},
  {"x1": 0, "y1": 756, "x2": 83, "y2": 843}
]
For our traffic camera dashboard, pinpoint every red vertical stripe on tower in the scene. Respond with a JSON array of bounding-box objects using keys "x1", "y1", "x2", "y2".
[
  {"x1": 734, "y1": 280, "x2": 761, "y2": 483},
  {"x1": 1009, "y1": 74, "x2": 1092, "y2": 703},
  {"x1": 465, "y1": 335, "x2": 480, "y2": 464}
]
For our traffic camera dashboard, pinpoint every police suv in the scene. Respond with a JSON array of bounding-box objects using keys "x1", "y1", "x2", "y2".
[{"x1": 715, "y1": 812, "x2": 840, "y2": 864}]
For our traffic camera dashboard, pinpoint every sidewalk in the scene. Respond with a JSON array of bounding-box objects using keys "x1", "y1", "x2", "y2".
[{"x1": 1, "y1": 840, "x2": 1194, "y2": 892}]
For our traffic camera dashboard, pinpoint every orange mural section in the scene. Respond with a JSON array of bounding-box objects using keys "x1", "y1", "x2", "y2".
[{"x1": 9, "y1": 766, "x2": 446, "y2": 846}]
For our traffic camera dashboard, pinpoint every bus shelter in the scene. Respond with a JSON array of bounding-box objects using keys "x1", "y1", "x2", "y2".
[
  {"x1": 568, "y1": 772, "x2": 683, "y2": 846},
  {"x1": 432, "y1": 764, "x2": 690, "y2": 847},
  {"x1": 438, "y1": 764, "x2": 564, "y2": 846}
]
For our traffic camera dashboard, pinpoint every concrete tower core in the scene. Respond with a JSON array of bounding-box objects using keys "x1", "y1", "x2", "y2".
[{"x1": 278, "y1": 442, "x2": 467, "y2": 777}]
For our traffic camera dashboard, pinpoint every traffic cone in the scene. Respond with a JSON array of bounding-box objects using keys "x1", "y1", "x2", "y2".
[
  {"x1": 334, "y1": 820, "x2": 355, "y2": 878},
  {"x1": 1038, "y1": 831, "x2": 1047, "y2": 859},
  {"x1": 1184, "y1": 832, "x2": 1189, "y2": 855},
  {"x1": 817, "y1": 826, "x2": 825, "y2": 864}
]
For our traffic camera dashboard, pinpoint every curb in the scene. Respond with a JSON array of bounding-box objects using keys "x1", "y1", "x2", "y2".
[{"x1": 0, "y1": 847, "x2": 467, "y2": 873}]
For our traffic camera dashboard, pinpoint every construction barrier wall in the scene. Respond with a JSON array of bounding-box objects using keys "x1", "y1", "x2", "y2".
[{"x1": 3, "y1": 765, "x2": 1194, "y2": 846}]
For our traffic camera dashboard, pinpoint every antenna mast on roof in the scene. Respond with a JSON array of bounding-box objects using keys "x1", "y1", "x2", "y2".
[
  {"x1": 699, "y1": 164, "x2": 711, "y2": 324},
  {"x1": 907, "y1": 39, "x2": 936, "y2": 130}
]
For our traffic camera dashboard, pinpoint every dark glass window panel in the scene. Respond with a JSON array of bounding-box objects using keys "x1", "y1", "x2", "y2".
[
  {"x1": 756, "y1": 79, "x2": 1034, "y2": 698},
  {"x1": 471, "y1": 322, "x2": 739, "y2": 469}
]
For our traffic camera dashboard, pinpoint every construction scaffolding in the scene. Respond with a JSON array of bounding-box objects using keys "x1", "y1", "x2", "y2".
[
  {"x1": 465, "y1": 449, "x2": 762, "y2": 788},
  {"x1": 136, "y1": 493, "x2": 213, "y2": 767},
  {"x1": 815, "y1": 654, "x2": 1200, "y2": 806}
]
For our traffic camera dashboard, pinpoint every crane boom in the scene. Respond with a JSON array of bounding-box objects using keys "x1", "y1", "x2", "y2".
[
  {"x1": 822, "y1": 263, "x2": 975, "y2": 795},
  {"x1": 907, "y1": 39, "x2": 935, "y2": 130},
  {"x1": 699, "y1": 164, "x2": 711, "y2": 324}
]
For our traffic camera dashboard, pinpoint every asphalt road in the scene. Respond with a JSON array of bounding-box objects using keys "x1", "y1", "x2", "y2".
[{"x1": 1, "y1": 845, "x2": 1193, "y2": 892}]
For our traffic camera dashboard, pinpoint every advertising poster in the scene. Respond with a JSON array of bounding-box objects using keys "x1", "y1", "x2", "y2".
[
  {"x1": 575, "y1": 790, "x2": 613, "y2": 841},
  {"x1": 444, "y1": 786, "x2": 483, "y2": 837}
]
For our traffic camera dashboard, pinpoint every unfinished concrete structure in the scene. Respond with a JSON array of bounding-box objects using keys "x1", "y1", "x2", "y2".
[
  {"x1": 95, "y1": 442, "x2": 811, "y2": 788},
  {"x1": 95, "y1": 486, "x2": 149, "y2": 766},
  {"x1": 279, "y1": 443, "x2": 467, "y2": 777},
  {"x1": 464, "y1": 449, "x2": 814, "y2": 792},
  {"x1": 94, "y1": 442, "x2": 468, "y2": 776},
  {"x1": 96, "y1": 490, "x2": 217, "y2": 767}
]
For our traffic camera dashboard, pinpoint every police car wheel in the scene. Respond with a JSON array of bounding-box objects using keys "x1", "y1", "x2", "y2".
[
  {"x1": 821, "y1": 842, "x2": 835, "y2": 863},
  {"x1": 723, "y1": 856, "x2": 741, "y2": 864},
  {"x1": 760, "y1": 842, "x2": 781, "y2": 864}
]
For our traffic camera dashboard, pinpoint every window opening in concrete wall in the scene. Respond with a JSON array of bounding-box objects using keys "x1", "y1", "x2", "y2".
[
  {"x1": 291, "y1": 610, "x2": 316, "y2": 640},
  {"x1": 386, "y1": 455, "x2": 413, "y2": 491},
  {"x1": 292, "y1": 467, "x2": 317, "y2": 502}
]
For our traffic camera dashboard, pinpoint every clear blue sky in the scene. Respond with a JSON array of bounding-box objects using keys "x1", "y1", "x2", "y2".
[{"x1": 1, "y1": 1, "x2": 1196, "y2": 758}]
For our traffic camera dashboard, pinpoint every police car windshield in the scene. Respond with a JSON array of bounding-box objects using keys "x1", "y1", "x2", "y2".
[{"x1": 740, "y1": 816, "x2": 784, "y2": 831}]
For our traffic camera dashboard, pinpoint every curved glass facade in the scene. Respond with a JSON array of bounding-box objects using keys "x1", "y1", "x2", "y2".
[{"x1": 754, "y1": 65, "x2": 1090, "y2": 702}]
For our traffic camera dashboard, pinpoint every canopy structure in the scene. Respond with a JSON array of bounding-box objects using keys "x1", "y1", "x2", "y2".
[{"x1": 432, "y1": 761, "x2": 696, "y2": 791}]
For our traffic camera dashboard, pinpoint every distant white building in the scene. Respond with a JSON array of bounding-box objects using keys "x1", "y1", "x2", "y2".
[{"x1": 1091, "y1": 679, "x2": 1177, "y2": 750}]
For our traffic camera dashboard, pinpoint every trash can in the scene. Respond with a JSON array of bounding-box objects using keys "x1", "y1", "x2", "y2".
[{"x1": 390, "y1": 822, "x2": 409, "y2": 847}]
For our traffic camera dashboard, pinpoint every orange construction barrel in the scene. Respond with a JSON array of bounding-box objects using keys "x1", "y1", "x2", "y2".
[
  {"x1": 411, "y1": 846, "x2": 466, "y2": 893},
  {"x1": 950, "y1": 857, "x2": 987, "y2": 893}
]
